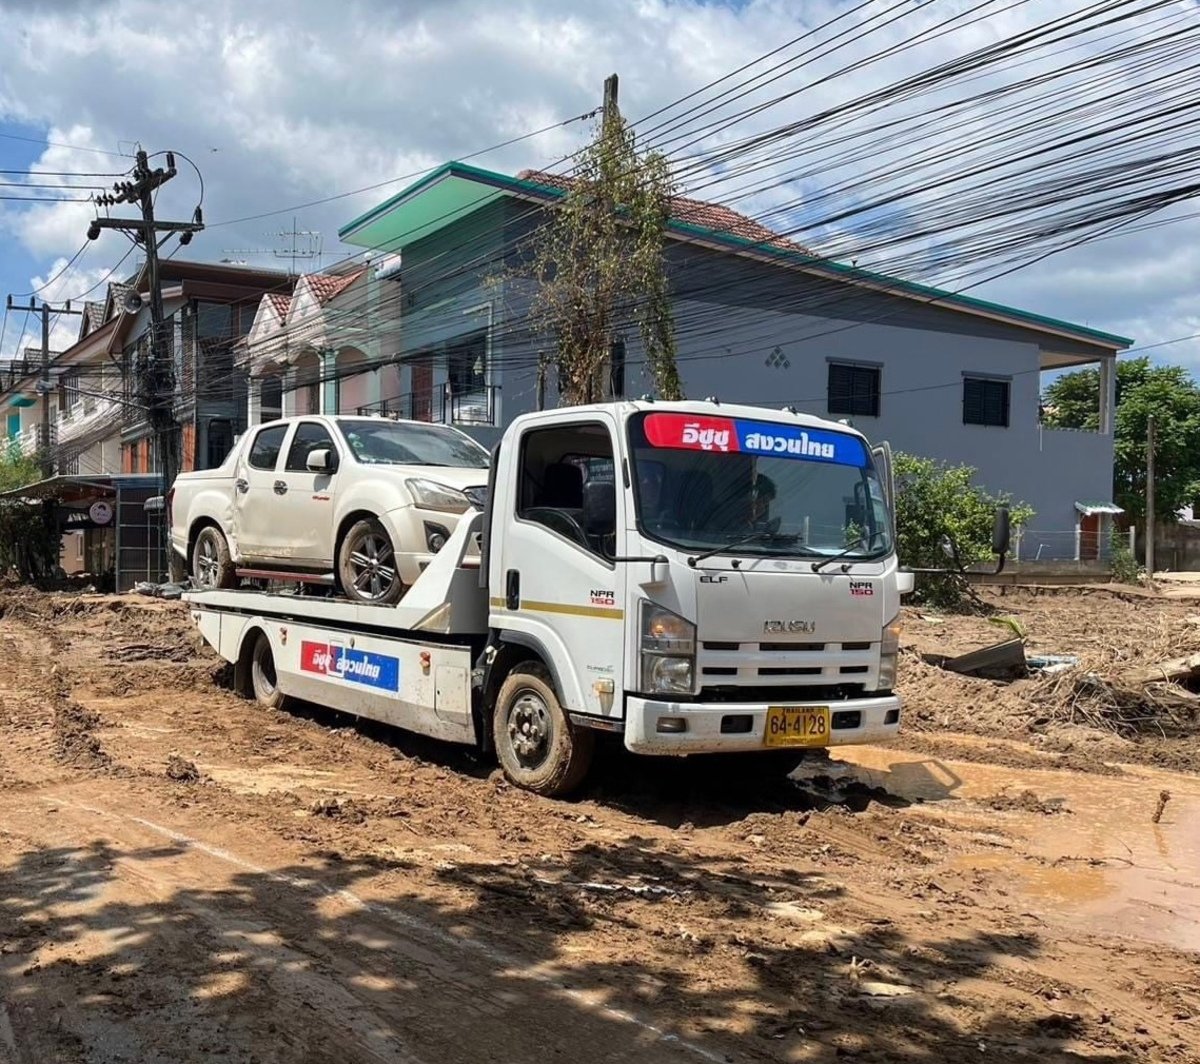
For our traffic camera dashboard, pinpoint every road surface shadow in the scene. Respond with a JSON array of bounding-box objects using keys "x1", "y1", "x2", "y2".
[{"x1": 0, "y1": 829, "x2": 1140, "y2": 1064}]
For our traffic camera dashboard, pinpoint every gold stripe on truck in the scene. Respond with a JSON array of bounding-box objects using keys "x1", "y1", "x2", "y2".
[{"x1": 489, "y1": 597, "x2": 624, "y2": 620}]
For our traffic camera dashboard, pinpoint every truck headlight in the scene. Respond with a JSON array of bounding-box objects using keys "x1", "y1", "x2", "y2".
[
  {"x1": 406, "y1": 478, "x2": 470, "y2": 514},
  {"x1": 878, "y1": 616, "x2": 901, "y2": 690},
  {"x1": 640, "y1": 602, "x2": 696, "y2": 696}
]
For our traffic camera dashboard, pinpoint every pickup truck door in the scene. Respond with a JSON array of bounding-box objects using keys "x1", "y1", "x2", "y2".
[
  {"x1": 232, "y1": 423, "x2": 291, "y2": 561},
  {"x1": 273, "y1": 420, "x2": 341, "y2": 566}
]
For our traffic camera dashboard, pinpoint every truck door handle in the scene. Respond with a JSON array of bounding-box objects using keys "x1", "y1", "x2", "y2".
[
  {"x1": 235, "y1": 478, "x2": 249, "y2": 493},
  {"x1": 273, "y1": 480, "x2": 288, "y2": 495},
  {"x1": 505, "y1": 569, "x2": 520, "y2": 610}
]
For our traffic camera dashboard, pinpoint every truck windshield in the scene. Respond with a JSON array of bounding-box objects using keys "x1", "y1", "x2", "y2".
[
  {"x1": 337, "y1": 419, "x2": 490, "y2": 469},
  {"x1": 628, "y1": 411, "x2": 891, "y2": 560}
]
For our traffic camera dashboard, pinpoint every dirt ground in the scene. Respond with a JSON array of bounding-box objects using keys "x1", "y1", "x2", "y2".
[{"x1": 0, "y1": 588, "x2": 1197, "y2": 1064}]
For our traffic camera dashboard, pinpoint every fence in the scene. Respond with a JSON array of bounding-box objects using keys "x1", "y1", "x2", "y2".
[{"x1": 1011, "y1": 526, "x2": 1135, "y2": 564}]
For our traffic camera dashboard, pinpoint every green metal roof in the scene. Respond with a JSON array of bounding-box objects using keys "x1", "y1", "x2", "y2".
[{"x1": 339, "y1": 161, "x2": 1133, "y2": 352}]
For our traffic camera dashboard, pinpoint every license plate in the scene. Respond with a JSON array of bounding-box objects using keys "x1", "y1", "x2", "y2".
[{"x1": 764, "y1": 706, "x2": 831, "y2": 748}]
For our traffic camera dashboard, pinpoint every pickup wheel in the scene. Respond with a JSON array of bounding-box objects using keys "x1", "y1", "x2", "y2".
[
  {"x1": 494, "y1": 664, "x2": 594, "y2": 797},
  {"x1": 192, "y1": 525, "x2": 237, "y2": 589},
  {"x1": 338, "y1": 518, "x2": 406, "y2": 604},
  {"x1": 249, "y1": 632, "x2": 286, "y2": 710}
]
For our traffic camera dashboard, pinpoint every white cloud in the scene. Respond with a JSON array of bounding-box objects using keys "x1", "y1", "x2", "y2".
[{"x1": 0, "y1": 0, "x2": 1196, "y2": 372}]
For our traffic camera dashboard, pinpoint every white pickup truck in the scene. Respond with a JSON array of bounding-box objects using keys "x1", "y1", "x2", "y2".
[{"x1": 169, "y1": 414, "x2": 490, "y2": 603}]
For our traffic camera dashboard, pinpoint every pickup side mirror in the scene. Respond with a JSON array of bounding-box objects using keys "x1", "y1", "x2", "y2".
[{"x1": 306, "y1": 448, "x2": 336, "y2": 474}]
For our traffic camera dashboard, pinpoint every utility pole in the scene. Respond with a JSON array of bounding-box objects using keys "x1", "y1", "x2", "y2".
[
  {"x1": 5, "y1": 295, "x2": 84, "y2": 478},
  {"x1": 88, "y1": 150, "x2": 203, "y2": 575},
  {"x1": 1146, "y1": 414, "x2": 1156, "y2": 579},
  {"x1": 603, "y1": 73, "x2": 619, "y2": 127}
]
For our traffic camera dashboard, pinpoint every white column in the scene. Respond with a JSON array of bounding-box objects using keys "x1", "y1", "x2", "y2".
[
  {"x1": 1129, "y1": 525, "x2": 1136, "y2": 555},
  {"x1": 281, "y1": 367, "x2": 297, "y2": 417},
  {"x1": 247, "y1": 378, "x2": 262, "y2": 427},
  {"x1": 321, "y1": 351, "x2": 337, "y2": 415},
  {"x1": 1074, "y1": 518, "x2": 1082, "y2": 561},
  {"x1": 1099, "y1": 357, "x2": 1116, "y2": 435}
]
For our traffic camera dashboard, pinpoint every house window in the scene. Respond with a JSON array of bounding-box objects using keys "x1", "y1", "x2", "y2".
[
  {"x1": 963, "y1": 376, "x2": 1010, "y2": 427},
  {"x1": 206, "y1": 419, "x2": 234, "y2": 469},
  {"x1": 828, "y1": 362, "x2": 880, "y2": 418}
]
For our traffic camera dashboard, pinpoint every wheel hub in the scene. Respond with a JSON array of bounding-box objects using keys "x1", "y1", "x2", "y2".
[{"x1": 508, "y1": 693, "x2": 550, "y2": 765}]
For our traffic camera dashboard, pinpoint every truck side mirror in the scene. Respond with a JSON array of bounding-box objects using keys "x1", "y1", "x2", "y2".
[
  {"x1": 582, "y1": 477, "x2": 616, "y2": 538},
  {"x1": 992, "y1": 506, "x2": 1011, "y2": 557},
  {"x1": 307, "y1": 448, "x2": 335, "y2": 474}
]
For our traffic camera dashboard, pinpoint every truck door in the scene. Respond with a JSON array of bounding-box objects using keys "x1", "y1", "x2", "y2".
[
  {"x1": 495, "y1": 415, "x2": 627, "y2": 719},
  {"x1": 233, "y1": 422, "x2": 290, "y2": 561},
  {"x1": 274, "y1": 420, "x2": 341, "y2": 565}
]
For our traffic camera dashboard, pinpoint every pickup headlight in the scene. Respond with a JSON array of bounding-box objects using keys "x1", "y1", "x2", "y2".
[
  {"x1": 878, "y1": 616, "x2": 901, "y2": 690},
  {"x1": 640, "y1": 602, "x2": 696, "y2": 696},
  {"x1": 406, "y1": 477, "x2": 470, "y2": 514}
]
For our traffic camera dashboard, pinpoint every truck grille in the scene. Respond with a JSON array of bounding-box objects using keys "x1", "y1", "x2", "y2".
[{"x1": 698, "y1": 639, "x2": 879, "y2": 690}]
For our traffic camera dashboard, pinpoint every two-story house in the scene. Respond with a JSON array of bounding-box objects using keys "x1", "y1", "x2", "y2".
[{"x1": 336, "y1": 162, "x2": 1131, "y2": 560}]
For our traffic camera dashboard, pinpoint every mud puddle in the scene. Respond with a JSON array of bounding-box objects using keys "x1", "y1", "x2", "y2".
[{"x1": 812, "y1": 744, "x2": 1200, "y2": 953}]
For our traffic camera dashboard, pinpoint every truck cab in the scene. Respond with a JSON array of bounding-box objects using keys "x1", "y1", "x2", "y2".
[{"x1": 480, "y1": 400, "x2": 907, "y2": 791}]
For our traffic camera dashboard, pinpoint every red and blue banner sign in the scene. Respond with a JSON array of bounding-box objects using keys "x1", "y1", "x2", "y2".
[
  {"x1": 300, "y1": 641, "x2": 400, "y2": 692},
  {"x1": 643, "y1": 413, "x2": 867, "y2": 467}
]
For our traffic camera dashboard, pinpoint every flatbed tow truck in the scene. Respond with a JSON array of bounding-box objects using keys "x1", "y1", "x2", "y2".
[{"x1": 186, "y1": 399, "x2": 920, "y2": 795}]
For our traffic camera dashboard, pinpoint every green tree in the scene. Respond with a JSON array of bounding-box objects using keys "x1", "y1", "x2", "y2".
[
  {"x1": 894, "y1": 452, "x2": 1033, "y2": 607},
  {"x1": 1042, "y1": 357, "x2": 1200, "y2": 520},
  {"x1": 0, "y1": 442, "x2": 44, "y2": 493},
  {"x1": 520, "y1": 102, "x2": 681, "y2": 405},
  {"x1": 0, "y1": 442, "x2": 58, "y2": 582}
]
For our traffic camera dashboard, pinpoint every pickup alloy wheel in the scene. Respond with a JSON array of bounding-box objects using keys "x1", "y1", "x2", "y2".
[
  {"x1": 338, "y1": 518, "x2": 406, "y2": 604},
  {"x1": 192, "y1": 525, "x2": 237, "y2": 589}
]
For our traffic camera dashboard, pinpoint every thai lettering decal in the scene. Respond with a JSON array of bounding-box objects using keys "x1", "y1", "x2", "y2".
[
  {"x1": 643, "y1": 413, "x2": 867, "y2": 467},
  {"x1": 300, "y1": 641, "x2": 400, "y2": 692}
]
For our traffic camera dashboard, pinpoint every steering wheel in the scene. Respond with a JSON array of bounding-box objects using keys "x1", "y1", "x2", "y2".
[{"x1": 524, "y1": 508, "x2": 589, "y2": 548}]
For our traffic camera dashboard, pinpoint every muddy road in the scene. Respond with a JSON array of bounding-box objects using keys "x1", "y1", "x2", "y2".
[{"x1": 0, "y1": 590, "x2": 1196, "y2": 1063}]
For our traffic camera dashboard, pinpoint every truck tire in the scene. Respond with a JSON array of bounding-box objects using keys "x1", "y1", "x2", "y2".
[
  {"x1": 249, "y1": 632, "x2": 286, "y2": 710},
  {"x1": 192, "y1": 525, "x2": 237, "y2": 589},
  {"x1": 494, "y1": 664, "x2": 594, "y2": 797},
  {"x1": 337, "y1": 518, "x2": 406, "y2": 604}
]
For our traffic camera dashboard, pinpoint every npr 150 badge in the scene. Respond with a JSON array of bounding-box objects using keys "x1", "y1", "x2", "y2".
[{"x1": 300, "y1": 641, "x2": 400, "y2": 691}]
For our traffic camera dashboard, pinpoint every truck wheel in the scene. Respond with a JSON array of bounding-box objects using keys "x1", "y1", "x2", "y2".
[
  {"x1": 192, "y1": 525, "x2": 237, "y2": 589},
  {"x1": 494, "y1": 664, "x2": 594, "y2": 797},
  {"x1": 249, "y1": 632, "x2": 286, "y2": 710},
  {"x1": 338, "y1": 518, "x2": 406, "y2": 604}
]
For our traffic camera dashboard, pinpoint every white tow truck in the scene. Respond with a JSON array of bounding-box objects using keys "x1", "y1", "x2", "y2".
[{"x1": 186, "y1": 399, "x2": 923, "y2": 796}]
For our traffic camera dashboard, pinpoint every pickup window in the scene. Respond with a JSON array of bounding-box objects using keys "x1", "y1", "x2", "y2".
[
  {"x1": 248, "y1": 425, "x2": 288, "y2": 470},
  {"x1": 285, "y1": 422, "x2": 338, "y2": 472}
]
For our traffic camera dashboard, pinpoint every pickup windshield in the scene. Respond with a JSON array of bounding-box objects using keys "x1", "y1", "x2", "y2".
[
  {"x1": 628, "y1": 411, "x2": 891, "y2": 560},
  {"x1": 337, "y1": 419, "x2": 490, "y2": 469}
]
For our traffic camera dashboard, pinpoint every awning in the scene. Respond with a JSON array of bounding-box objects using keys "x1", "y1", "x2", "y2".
[
  {"x1": 1075, "y1": 501, "x2": 1124, "y2": 516},
  {"x1": 0, "y1": 475, "x2": 117, "y2": 502}
]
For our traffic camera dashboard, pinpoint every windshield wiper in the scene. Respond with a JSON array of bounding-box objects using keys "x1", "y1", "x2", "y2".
[
  {"x1": 811, "y1": 530, "x2": 887, "y2": 573},
  {"x1": 686, "y1": 529, "x2": 799, "y2": 568}
]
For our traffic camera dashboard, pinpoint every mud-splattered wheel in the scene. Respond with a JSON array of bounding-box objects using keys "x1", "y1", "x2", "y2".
[
  {"x1": 494, "y1": 664, "x2": 594, "y2": 797},
  {"x1": 250, "y1": 632, "x2": 286, "y2": 710},
  {"x1": 192, "y1": 525, "x2": 237, "y2": 589}
]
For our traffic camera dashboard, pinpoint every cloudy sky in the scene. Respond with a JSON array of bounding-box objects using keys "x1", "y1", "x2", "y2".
[{"x1": 0, "y1": 0, "x2": 1197, "y2": 372}]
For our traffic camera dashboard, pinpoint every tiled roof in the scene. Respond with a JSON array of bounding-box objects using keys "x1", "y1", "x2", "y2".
[
  {"x1": 83, "y1": 301, "x2": 104, "y2": 332},
  {"x1": 106, "y1": 282, "x2": 133, "y2": 320},
  {"x1": 266, "y1": 292, "x2": 292, "y2": 319},
  {"x1": 306, "y1": 269, "x2": 365, "y2": 305},
  {"x1": 517, "y1": 169, "x2": 811, "y2": 254}
]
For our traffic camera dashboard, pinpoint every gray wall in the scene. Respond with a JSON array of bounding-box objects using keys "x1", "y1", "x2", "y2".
[{"x1": 404, "y1": 202, "x2": 1114, "y2": 558}]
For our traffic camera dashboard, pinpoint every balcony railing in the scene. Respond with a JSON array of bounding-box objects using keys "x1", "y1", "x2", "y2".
[{"x1": 358, "y1": 384, "x2": 498, "y2": 427}]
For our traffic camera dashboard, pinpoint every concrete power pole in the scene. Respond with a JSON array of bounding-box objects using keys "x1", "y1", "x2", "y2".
[
  {"x1": 1145, "y1": 414, "x2": 1156, "y2": 578},
  {"x1": 88, "y1": 151, "x2": 204, "y2": 573}
]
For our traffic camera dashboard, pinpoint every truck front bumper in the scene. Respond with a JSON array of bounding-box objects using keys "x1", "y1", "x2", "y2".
[{"x1": 624, "y1": 694, "x2": 901, "y2": 755}]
